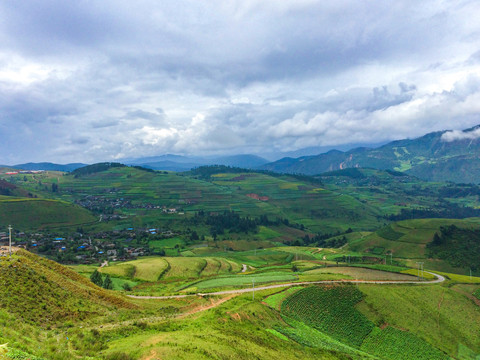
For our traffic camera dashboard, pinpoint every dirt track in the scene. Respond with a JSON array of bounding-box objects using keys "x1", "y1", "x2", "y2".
[{"x1": 128, "y1": 271, "x2": 445, "y2": 300}]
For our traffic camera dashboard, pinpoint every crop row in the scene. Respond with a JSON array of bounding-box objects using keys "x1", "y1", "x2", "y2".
[
  {"x1": 281, "y1": 285, "x2": 374, "y2": 347},
  {"x1": 361, "y1": 326, "x2": 449, "y2": 360}
]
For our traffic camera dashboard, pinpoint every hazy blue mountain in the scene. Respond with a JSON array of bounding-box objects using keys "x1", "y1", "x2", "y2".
[
  {"x1": 260, "y1": 125, "x2": 480, "y2": 183},
  {"x1": 125, "y1": 154, "x2": 268, "y2": 171},
  {"x1": 13, "y1": 162, "x2": 88, "y2": 172}
]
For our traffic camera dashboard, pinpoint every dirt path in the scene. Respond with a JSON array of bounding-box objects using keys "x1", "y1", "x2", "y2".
[
  {"x1": 92, "y1": 294, "x2": 238, "y2": 331},
  {"x1": 128, "y1": 271, "x2": 445, "y2": 300},
  {"x1": 241, "y1": 264, "x2": 247, "y2": 273},
  {"x1": 176, "y1": 294, "x2": 237, "y2": 319}
]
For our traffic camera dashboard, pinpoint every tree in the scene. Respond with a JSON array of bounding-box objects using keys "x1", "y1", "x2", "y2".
[
  {"x1": 190, "y1": 230, "x2": 199, "y2": 241},
  {"x1": 51, "y1": 183, "x2": 58, "y2": 192},
  {"x1": 90, "y1": 270, "x2": 103, "y2": 287},
  {"x1": 122, "y1": 283, "x2": 132, "y2": 291},
  {"x1": 103, "y1": 274, "x2": 113, "y2": 290}
]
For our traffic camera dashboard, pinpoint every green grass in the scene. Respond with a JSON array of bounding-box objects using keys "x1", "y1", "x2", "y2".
[
  {"x1": 0, "y1": 198, "x2": 96, "y2": 230},
  {"x1": 263, "y1": 287, "x2": 302, "y2": 310},
  {"x1": 357, "y1": 284, "x2": 480, "y2": 357},
  {"x1": 149, "y1": 237, "x2": 184, "y2": 249},
  {"x1": 0, "y1": 250, "x2": 132, "y2": 326}
]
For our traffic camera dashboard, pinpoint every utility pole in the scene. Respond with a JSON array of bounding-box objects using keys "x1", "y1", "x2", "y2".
[
  {"x1": 8, "y1": 225, "x2": 12, "y2": 256},
  {"x1": 390, "y1": 253, "x2": 393, "y2": 265},
  {"x1": 416, "y1": 262, "x2": 424, "y2": 280}
]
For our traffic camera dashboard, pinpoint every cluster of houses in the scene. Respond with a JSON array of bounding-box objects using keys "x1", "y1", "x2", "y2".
[
  {"x1": 3, "y1": 170, "x2": 45, "y2": 175},
  {"x1": 0, "y1": 227, "x2": 179, "y2": 264},
  {"x1": 75, "y1": 195, "x2": 182, "y2": 214}
]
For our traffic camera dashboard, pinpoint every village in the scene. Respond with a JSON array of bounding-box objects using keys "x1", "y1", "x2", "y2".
[{"x1": 0, "y1": 227, "x2": 180, "y2": 264}]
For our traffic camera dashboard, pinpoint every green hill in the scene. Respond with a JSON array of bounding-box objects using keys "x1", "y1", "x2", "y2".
[
  {"x1": 346, "y1": 218, "x2": 480, "y2": 274},
  {"x1": 260, "y1": 125, "x2": 480, "y2": 183},
  {"x1": 0, "y1": 249, "x2": 133, "y2": 326},
  {"x1": 0, "y1": 197, "x2": 96, "y2": 230}
]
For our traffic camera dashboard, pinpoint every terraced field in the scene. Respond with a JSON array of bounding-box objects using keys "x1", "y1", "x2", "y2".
[{"x1": 100, "y1": 256, "x2": 242, "y2": 282}]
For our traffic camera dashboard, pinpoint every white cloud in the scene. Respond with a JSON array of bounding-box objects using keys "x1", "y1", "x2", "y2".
[
  {"x1": 0, "y1": 1, "x2": 480, "y2": 163},
  {"x1": 441, "y1": 128, "x2": 480, "y2": 142}
]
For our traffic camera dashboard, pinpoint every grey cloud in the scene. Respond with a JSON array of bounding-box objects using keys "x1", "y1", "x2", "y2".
[
  {"x1": 91, "y1": 119, "x2": 120, "y2": 129},
  {"x1": 0, "y1": 1, "x2": 480, "y2": 164}
]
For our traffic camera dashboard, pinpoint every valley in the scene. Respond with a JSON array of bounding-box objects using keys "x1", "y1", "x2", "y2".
[{"x1": 0, "y1": 161, "x2": 480, "y2": 359}]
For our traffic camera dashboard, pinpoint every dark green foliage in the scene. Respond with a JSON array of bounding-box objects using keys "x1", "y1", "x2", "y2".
[
  {"x1": 90, "y1": 270, "x2": 103, "y2": 286},
  {"x1": 473, "y1": 288, "x2": 480, "y2": 300},
  {"x1": 130, "y1": 165, "x2": 155, "y2": 173},
  {"x1": 426, "y1": 225, "x2": 480, "y2": 272},
  {"x1": 376, "y1": 225, "x2": 404, "y2": 241},
  {"x1": 438, "y1": 183, "x2": 480, "y2": 198},
  {"x1": 281, "y1": 285, "x2": 374, "y2": 347},
  {"x1": 386, "y1": 202, "x2": 480, "y2": 221},
  {"x1": 320, "y1": 168, "x2": 366, "y2": 179},
  {"x1": 361, "y1": 326, "x2": 449, "y2": 360},
  {"x1": 122, "y1": 283, "x2": 132, "y2": 291},
  {"x1": 102, "y1": 274, "x2": 113, "y2": 290},
  {"x1": 71, "y1": 162, "x2": 126, "y2": 177}
]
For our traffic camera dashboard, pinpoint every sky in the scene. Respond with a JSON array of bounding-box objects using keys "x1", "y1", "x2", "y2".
[{"x1": 1, "y1": 0, "x2": 480, "y2": 164}]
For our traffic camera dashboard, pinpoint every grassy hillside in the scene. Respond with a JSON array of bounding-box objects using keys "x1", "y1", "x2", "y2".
[
  {"x1": 346, "y1": 218, "x2": 480, "y2": 274},
  {"x1": 0, "y1": 197, "x2": 96, "y2": 230},
  {"x1": 0, "y1": 250, "x2": 132, "y2": 326}
]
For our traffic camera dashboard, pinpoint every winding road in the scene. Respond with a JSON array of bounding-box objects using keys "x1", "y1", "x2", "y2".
[{"x1": 127, "y1": 271, "x2": 445, "y2": 300}]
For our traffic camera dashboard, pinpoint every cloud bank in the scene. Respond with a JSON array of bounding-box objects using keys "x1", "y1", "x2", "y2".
[{"x1": 1, "y1": 0, "x2": 480, "y2": 163}]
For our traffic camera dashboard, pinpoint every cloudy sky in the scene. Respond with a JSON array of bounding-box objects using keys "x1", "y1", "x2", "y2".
[{"x1": 1, "y1": 0, "x2": 480, "y2": 164}]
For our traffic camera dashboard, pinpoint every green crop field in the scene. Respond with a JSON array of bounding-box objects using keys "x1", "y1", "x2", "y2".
[
  {"x1": 100, "y1": 255, "x2": 242, "y2": 284},
  {"x1": 189, "y1": 271, "x2": 297, "y2": 290},
  {"x1": 360, "y1": 326, "x2": 449, "y2": 360},
  {"x1": 304, "y1": 267, "x2": 417, "y2": 281},
  {"x1": 281, "y1": 285, "x2": 374, "y2": 347},
  {"x1": 100, "y1": 257, "x2": 169, "y2": 281}
]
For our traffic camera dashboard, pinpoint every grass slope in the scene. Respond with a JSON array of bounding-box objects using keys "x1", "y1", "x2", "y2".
[
  {"x1": 0, "y1": 250, "x2": 132, "y2": 326},
  {"x1": 0, "y1": 198, "x2": 96, "y2": 230}
]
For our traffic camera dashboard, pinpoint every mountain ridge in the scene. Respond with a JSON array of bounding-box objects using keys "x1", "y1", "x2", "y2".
[{"x1": 260, "y1": 125, "x2": 480, "y2": 183}]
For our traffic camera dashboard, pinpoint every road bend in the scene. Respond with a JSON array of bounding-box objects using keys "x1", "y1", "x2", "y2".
[{"x1": 127, "y1": 271, "x2": 445, "y2": 300}]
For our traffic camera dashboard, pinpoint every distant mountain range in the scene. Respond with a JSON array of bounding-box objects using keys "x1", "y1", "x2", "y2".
[
  {"x1": 5, "y1": 125, "x2": 479, "y2": 183},
  {"x1": 123, "y1": 154, "x2": 269, "y2": 171},
  {"x1": 10, "y1": 162, "x2": 88, "y2": 172},
  {"x1": 260, "y1": 125, "x2": 480, "y2": 183},
  {"x1": 6, "y1": 155, "x2": 269, "y2": 173}
]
